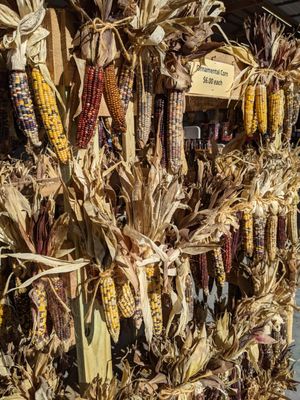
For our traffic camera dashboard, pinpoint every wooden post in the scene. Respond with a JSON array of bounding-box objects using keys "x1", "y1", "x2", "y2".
[{"x1": 122, "y1": 100, "x2": 136, "y2": 162}]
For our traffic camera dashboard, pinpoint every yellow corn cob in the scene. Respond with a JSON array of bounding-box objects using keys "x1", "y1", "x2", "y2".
[
  {"x1": 103, "y1": 63, "x2": 126, "y2": 134},
  {"x1": 30, "y1": 280, "x2": 48, "y2": 349},
  {"x1": 146, "y1": 264, "x2": 162, "y2": 335},
  {"x1": 268, "y1": 89, "x2": 282, "y2": 140},
  {"x1": 255, "y1": 84, "x2": 267, "y2": 134},
  {"x1": 117, "y1": 281, "x2": 135, "y2": 318},
  {"x1": 244, "y1": 84, "x2": 255, "y2": 136},
  {"x1": 266, "y1": 215, "x2": 278, "y2": 262},
  {"x1": 213, "y1": 248, "x2": 225, "y2": 287},
  {"x1": 31, "y1": 68, "x2": 70, "y2": 163},
  {"x1": 288, "y1": 205, "x2": 298, "y2": 245},
  {"x1": 242, "y1": 212, "x2": 253, "y2": 256},
  {"x1": 284, "y1": 82, "x2": 294, "y2": 141},
  {"x1": 251, "y1": 111, "x2": 258, "y2": 136},
  {"x1": 99, "y1": 273, "x2": 120, "y2": 343}
]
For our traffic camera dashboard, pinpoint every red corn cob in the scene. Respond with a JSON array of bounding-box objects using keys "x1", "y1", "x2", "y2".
[
  {"x1": 199, "y1": 253, "x2": 209, "y2": 296},
  {"x1": 222, "y1": 234, "x2": 232, "y2": 273},
  {"x1": 277, "y1": 214, "x2": 287, "y2": 249},
  {"x1": 77, "y1": 65, "x2": 103, "y2": 148},
  {"x1": 154, "y1": 94, "x2": 168, "y2": 168}
]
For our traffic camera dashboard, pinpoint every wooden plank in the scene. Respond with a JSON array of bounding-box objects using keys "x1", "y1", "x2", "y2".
[
  {"x1": 122, "y1": 100, "x2": 136, "y2": 162},
  {"x1": 225, "y1": 0, "x2": 264, "y2": 12}
]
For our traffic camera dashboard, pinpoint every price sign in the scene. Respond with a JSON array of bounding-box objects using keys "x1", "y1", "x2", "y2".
[{"x1": 189, "y1": 59, "x2": 235, "y2": 99}]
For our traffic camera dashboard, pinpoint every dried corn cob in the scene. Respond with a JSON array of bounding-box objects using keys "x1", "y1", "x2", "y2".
[
  {"x1": 250, "y1": 111, "x2": 258, "y2": 136},
  {"x1": 277, "y1": 214, "x2": 287, "y2": 249},
  {"x1": 260, "y1": 344, "x2": 273, "y2": 370},
  {"x1": 99, "y1": 272, "x2": 120, "y2": 343},
  {"x1": 199, "y1": 253, "x2": 209, "y2": 296},
  {"x1": 146, "y1": 264, "x2": 162, "y2": 335},
  {"x1": 213, "y1": 248, "x2": 225, "y2": 287},
  {"x1": 283, "y1": 82, "x2": 294, "y2": 141},
  {"x1": 253, "y1": 208, "x2": 266, "y2": 261},
  {"x1": 154, "y1": 94, "x2": 168, "y2": 168},
  {"x1": 292, "y1": 92, "x2": 300, "y2": 126},
  {"x1": 185, "y1": 273, "x2": 194, "y2": 319},
  {"x1": 103, "y1": 63, "x2": 126, "y2": 134},
  {"x1": 9, "y1": 71, "x2": 41, "y2": 147},
  {"x1": 76, "y1": 65, "x2": 103, "y2": 148},
  {"x1": 133, "y1": 291, "x2": 143, "y2": 330},
  {"x1": 31, "y1": 67, "x2": 70, "y2": 163},
  {"x1": 268, "y1": 89, "x2": 283, "y2": 141},
  {"x1": 45, "y1": 277, "x2": 71, "y2": 341},
  {"x1": 255, "y1": 84, "x2": 267, "y2": 135},
  {"x1": 242, "y1": 211, "x2": 253, "y2": 257},
  {"x1": 14, "y1": 277, "x2": 31, "y2": 336},
  {"x1": 117, "y1": 281, "x2": 135, "y2": 319},
  {"x1": 222, "y1": 234, "x2": 232, "y2": 274},
  {"x1": 29, "y1": 280, "x2": 48, "y2": 349},
  {"x1": 231, "y1": 213, "x2": 241, "y2": 258},
  {"x1": 266, "y1": 215, "x2": 278, "y2": 262},
  {"x1": 167, "y1": 89, "x2": 184, "y2": 174},
  {"x1": 287, "y1": 204, "x2": 298, "y2": 245},
  {"x1": 118, "y1": 63, "x2": 135, "y2": 114},
  {"x1": 244, "y1": 84, "x2": 255, "y2": 136},
  {"x1": 136, "y1": 63, "x2": 153, "y2": 148}
]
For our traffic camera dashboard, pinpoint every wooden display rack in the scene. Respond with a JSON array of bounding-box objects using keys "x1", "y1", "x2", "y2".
[{"x1": 43, "y1": 7, "x2": 245, "y2": 392}]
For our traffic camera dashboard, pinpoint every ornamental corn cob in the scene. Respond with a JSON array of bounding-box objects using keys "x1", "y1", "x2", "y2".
[
  {"x1": 99, "y1": 273, "x2": 120, "y2": 343},
  {"x1": 45, "y1": 277, "x2": 71, "y2": 341},
  {"x1": 199, "y1": 253, "x2": 209, "y2": 296},
  {"x1": 154, "y1": 94, "x2": 168, "y2": 168},
  {"x1": 244, "y1": 84, "x2": 255, "y2": 136},
  {"x1": 167, "y1": 89, "x2": 184, "y2": 174},
  {"x1": 255, "y1": 84, "x2": 267, "y2": 135},
  {"x1": 103, "y1": 63, "x2": 126, "y2": 134},
  {"x1": 242, "y1": 211, "x2": 253, "y2": 257},
  {"x1": 251, "y1": 111, "x2": 258, "y2": 136},
  {"x1": 29, "y1": 280, "x2": 48, "y2": 349},
  {"x1": 118, "y1": 64, "x2": 135, "y2": 114},
  {"x1": 133, "y1": 291, "x2": 143, "y2": 330},
  {"x1": 31, "y1": 67, "x2": 70, "y2": 163},
  {"x1": 136, "y1": 63, "x2": 153, "y2": 148},
  {"x1": 146, "y1": 264, "x2": 162, "y2": 335},
  {"x1": 14, "y1": 277, "x2": 31, "y2": 336},
  {"x1": 266, "y1": 215, "x2": 278, "y2": 262},
  {"x1": 268, "y1": 89, "x2": 282, "y2": 141},
  {"x1": 222, "y1": 234, "x2": 232, "y2": 273},
  {"x1": 185, "y1": 273, "x2": 194, "y2": 319},
  {"x1": 253, "y1": 216, "x2": 266, "y2": 261},
  {"x1": 283, "y1": 82, "x2": 294, "y2": 141},
  {"x1": 9, "y1": 71, "x2": 41, "y2": 147},
  {"x1": 277, "y1": 214, "x2": 287, "y2": 249},
  {"x1": 231, "y1": 213, "x2": 242, "y2": 258},
  {"x1": 292, "y1": 93, "x2": 300, "y2": 126},
  {"x1": 213, "y1": 248, "x2": 225, "y2": 287},
  {"x1": 117, "y1": 281, "x2": 135, "y2": 319},
  {"x1": 287, "y1": 205, "x2": 298, "y2": 245},
  {"x1": 76, "y1": 65, "x2": 103, "y2": 148}
]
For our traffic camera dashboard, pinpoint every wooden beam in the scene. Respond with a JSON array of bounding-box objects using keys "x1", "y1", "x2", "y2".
[
  {"x1": 225, "y1": 0, "x2": 264, "y2": 13},
  {"x1": 262, "y1": 1, "x2": 298, "y2": 27}
]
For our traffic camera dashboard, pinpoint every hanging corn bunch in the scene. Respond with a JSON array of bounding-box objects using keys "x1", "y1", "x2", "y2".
[
  {"x1": 9, "y1": 71, "x2": 41, "y2": 148},
  {"x1": 213, "y1": 247, "x2": 225, "y2": 287},
  {"x1": 244, "y1": 84, "x2": 255, "y2": 136},
  {"x1": 103, "y1": 63, "x2": 127, "y2": 135},
  {"x1": 255, "y1": 83, "x2": 267, "y2": 135},
  {"x1": 29, "y1": 280, "x2": 48, "y2": 349},
  {"x1": 146, "y1": 263, "x2": 162, "y2": 335},
  {"x1": 283, "y1": 82, "x2": 294, "y2": 141},
  {"x1": 76, "y1": 65, "x2": 104, "y2": 148},
  {"x1": 31, "y1": 67, "x2": 70, "y2": 163},
  {"x1": 154, "y1": 94, "x2": 168, "y2": 168},
  {"x1": 266, "y1": 202, "x2": 278, "y2": 262},
  {"x1": 242, "y1": 211, "x2": 253, "y2": 257},
  {"x1": 118, "y1": 63, "x2": 135, "y2": 114},
  {"x1": 136, "y1": 62, "x2": 153, "y2": 148},
  {"x1": 167, "y1": 89, "x2": 184, "y2": 174},
  {"x1": 117, "y1": 281, "x2": 135, "y2": 319},
  {"x1": 199, "y1": 253, "x2": 209, "y2": 296},
  {"x1": 253, "y1": 205, "x2": 266, "y2": 261},
  {"x1": 99, "y1": 272, "x2": 120, "y2": 343}
]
